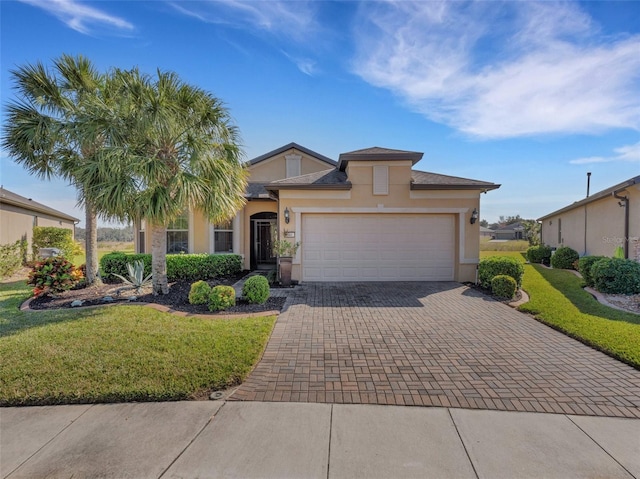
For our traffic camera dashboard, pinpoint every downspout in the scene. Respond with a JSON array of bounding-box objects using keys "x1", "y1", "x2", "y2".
[
  {"x1": 584, "y1": 172, "x2": 591, "y2": 256},
  {"x1": 612, "y1": 190, "x2": 629, "y2": 259}
]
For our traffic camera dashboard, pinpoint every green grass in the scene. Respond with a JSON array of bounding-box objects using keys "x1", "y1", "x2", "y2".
[
  {"x1": 73, "y1": 241, "x2": 134, "y2": 266},
  {"x1": 0, "y1": 280, "x2": 276, "y2": 406},
  {"x1": 481, "y1": 250, "x2": 640, "y2": 369},
  {"x1": 480, "y1": 251, "x2": 527, "y2": 261},
  {"x1": 480, "y1": 238, "x2": 529, "y2": 251}
]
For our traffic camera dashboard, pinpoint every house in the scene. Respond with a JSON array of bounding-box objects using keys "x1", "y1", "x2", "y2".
[
  {"x1": 0, "y1": 186, "x2": 79, "y2": 251},
  {"x1": 538, "y1": 175, "x2": 640, "y2": 260},
  {"x1": 480, "y1": 226, "x2": 494, "y2": 238},
  {"x1": 134, "y1": 143, "x2": 500, "y2": 282},
  {"x1": 493, "y1": 222, "x2": 527, "y2": 240}
]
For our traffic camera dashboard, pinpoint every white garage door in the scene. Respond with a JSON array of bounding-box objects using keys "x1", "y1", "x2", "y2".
[{"x1": 302, "y1": 214, "x2": 455, "y2": 281}]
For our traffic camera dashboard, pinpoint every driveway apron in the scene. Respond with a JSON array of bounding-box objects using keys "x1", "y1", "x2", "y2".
[{"x1": 230, "y1": 282, "x2": 640, "y2": 418}]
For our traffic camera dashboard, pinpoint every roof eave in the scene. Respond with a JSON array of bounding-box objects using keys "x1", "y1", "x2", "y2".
[
  {"x1": 410, "y1": 184, "x2": 501, "y2": 191},
  {"x1": 337, "y1": 152, "x2": 423, "y2": 171},
  {"x1": 265, "y1": 183, "x2": 352, "y2": 191},
  {"x1": 0, "y1": 197, "x2": 79, "y2": 222}
]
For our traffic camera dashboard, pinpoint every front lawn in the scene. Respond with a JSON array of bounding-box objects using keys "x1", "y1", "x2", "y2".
[
  {"x1": 481, "y1": 251, "x2": 640, "y2": 369},
  {"x1": 0, "y1": 280, "x2": 276, "y2": 406}
]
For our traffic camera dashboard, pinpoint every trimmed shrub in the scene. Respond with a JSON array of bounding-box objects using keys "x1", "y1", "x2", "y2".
[
  {"x1": 551, "y1": 246, "x2": 579, "y2": 270},
  {"x1": 32, "y1": 226, "x2": 75, "y2": 259},
  {"x1": 100, "y1": 253, "x2": 242, "y2": 282},
  {"x1": 243, "y1": 275, "x2": 270, "y2": 304},
  {"x1": 0, "y1": 239, "x2": 27, "y2": 278},
  {"x1": 189, "y1": 280, "x2": 211, "y2": 305},
  {"x1": 491, "y1": 275, "x2": 517, "y2": 299},
  {"x1": 209, "y1": 285, "x2": 236, "y2": 311},
  {"x1": 577, "y1": 256, "x2": 606, "y2": 287},
  {"x1": 27, "y1": 257, "x2": 81, "y2": 297},
  {"x1": 478, "y1": 256, "x2": 525, "y2": 289},
  {"x1": 591, "y1": 258, "x2": 640, "y2": 295},
  {"x1": 526, "y1": 245, "x2": 552, "y2": 264}
]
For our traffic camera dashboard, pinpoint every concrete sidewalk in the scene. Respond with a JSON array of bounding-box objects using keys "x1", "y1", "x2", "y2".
[{"x1": 2, "y1": 401, "x2": 639, "y2": 479}]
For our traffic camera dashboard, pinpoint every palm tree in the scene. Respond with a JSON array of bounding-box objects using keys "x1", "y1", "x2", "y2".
[
  {"x1": 2, "y1": 55, "x2": 105, "y2": 284},
  {"x1": 79, "y1": 68, "x2": 247, "y2": 294}
]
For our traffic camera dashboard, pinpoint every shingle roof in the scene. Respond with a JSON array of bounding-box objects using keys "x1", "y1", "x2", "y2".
[
  {"x1": 244, "y1": 183, "x2": 273, "y2": 199},
  {"x1": 538, "y1": 175, "x2": 640, "y2": 221},
  {"x1": 0, "y1": 187, "x2": 79, "y2": 222},
  {"x1": 338, "y1": 147, "x2": 423, "y2": 171},
  {"x1": 265, "y1": 169, "x2": 351, "y2": 190},
  {"x1": 247, "y1": 142, "x2": 337, "y2": 167},
  {"x1": 410, "y1": 170, "x2": 500, "y2": 190}
]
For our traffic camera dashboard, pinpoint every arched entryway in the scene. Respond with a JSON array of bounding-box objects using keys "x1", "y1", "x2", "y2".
[{"x1": 250, "y1": 212, "x2": 277, "y2": 270}]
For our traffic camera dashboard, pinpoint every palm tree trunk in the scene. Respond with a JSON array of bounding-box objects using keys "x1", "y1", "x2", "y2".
[
  {"x1": 84, "y1": 200, "x2": 100, "y2": 285},
  {"x1": 150, "y1": 222, "x2": 169, "y2": 295}
]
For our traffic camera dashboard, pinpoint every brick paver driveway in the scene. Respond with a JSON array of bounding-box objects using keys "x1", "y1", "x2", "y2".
[{"x1": 231, "y1": 282, "x2": 640, "y2": 418}]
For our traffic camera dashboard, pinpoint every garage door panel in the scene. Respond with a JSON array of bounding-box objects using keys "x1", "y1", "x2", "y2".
[{"x1": 302, "y1": 214, "x2": 455, "y2": 281}]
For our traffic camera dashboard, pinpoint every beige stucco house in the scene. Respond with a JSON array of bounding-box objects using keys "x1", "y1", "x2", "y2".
[
  {"x1": 538, "y1": 175, "x2": 640, "y2": 261},
  {"x1": 0, "y1": 187, "x2": 78, "y2": 251},
  {"x1": 135, "y1": 143, "x2": 500, "y2": 282}
]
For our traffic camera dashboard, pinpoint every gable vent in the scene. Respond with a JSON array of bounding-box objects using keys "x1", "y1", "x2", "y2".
[
  {"x1": 286, "y1": 154, "x2": 301, "y2": 178},
  {"x1": 373, "y1": 165, "x2": 389, "y2": 195}
]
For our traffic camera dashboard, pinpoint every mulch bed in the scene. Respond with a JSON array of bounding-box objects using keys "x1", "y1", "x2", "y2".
[{"x1": 28, "y1": 274, "x2": 286, "y2": 316}]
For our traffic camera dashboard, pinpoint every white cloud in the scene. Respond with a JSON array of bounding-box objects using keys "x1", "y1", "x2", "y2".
[
  {"x1": 18, "y1": 0, "x2": 134, "y2": 35},
  {"x1": 570, "y1": 142, "x2": 640, "y2": 164},
  {"x1": 169, "y1": 0, "x2": 319, "y2": 42},
  {"x1": 352, "y1": 1, "x2": 640, "y2": 139}
]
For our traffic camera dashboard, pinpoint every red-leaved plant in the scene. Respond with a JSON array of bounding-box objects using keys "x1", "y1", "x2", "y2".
[{"x1": 27, "y1": 257, "x2": 81, "y2": 297}]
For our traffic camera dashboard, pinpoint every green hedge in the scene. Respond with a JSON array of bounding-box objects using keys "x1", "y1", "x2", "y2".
[
  {"x1": 577, "y1": 256, "x2": 606, "y2": 287},
  {"x1": 0, "y1": 240, "x2": 27, "y2": 278},
  {"x1": 491, "y1": 274, "x2": 517, "y2": 299},
  {"x1": 550, "y1": 246, "x2": 579, "y2": 270},
  {"x1": 526, "y1": 245, "x2": 552, "y2": 264},
  {"x1": 478, "y1": 256, "x2": 525, "y2": 289},
  {"x1": 32, "y1": 226, "x2": 75, "y2": 259},
  {"x1": 591, "y1": 258, "x2": 640, "y2": 295},
  {"x1": 100, "y1": 253, "x2": 242, "y2": 282}
]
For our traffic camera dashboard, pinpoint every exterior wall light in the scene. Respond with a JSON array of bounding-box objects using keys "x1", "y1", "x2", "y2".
[
  {"x1": 284, "y1": 207, "x2": 290, "y2": 224},
  {"x1": 470, "y1": 208, "x2": 478, "y2": 224}
]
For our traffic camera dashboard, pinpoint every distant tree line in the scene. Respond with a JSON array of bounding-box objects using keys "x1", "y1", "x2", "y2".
[
  {"x1": 75, "y1": 226, "x2": 133, "y2": 242},
  {"x1": 482, "y1": 215, "x2": 541, "y2": 245}
]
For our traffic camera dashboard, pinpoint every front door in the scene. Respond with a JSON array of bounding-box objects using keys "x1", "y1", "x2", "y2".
[{"x1": 254, "y1": 219, "x2": 276, "y2": 269}]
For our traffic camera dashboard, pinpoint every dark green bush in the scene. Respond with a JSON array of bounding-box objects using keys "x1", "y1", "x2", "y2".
[
  {"x1": 209, "y1": 285, "x2": 235, "y2": 311},
  {"x1": 242, "y1": 275, "x2": 270, "y2": 304},
  {"x1": 526, "y1": 245, "x2": 552, "y2": 264},
  {"x1": 100, "y1": 253, "x2": 241, "y2": 282},
  {"x1": 27, "y1": 257, "x2": 81, "y2": 297},
  {"x1": 0, "y1": 239, "x2": 27, "y2": 278},
  {"x1": 551, "y1": 246, "x2": 579, "y2": 270},
  {"x1": 189, "y1": 280, "x2": 211, "y2": 305},
  {"x1": 491, "y1": 274, "x2": 517, "y2": 299},
  {"x1": 591, "y1": 258, "x2": 640, "y2": 295},
  {"x1": 478, "y1": 256, "x2": 525, "y2": 289},
  {"x1": 32, "y1": 226, "x2": 75, "y2": 259},
  {"x1": 577, "y1": 256, "x2": 606, "y2": 287}
]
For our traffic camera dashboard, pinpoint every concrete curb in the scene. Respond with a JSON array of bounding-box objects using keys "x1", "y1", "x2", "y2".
[{"x1": 508, "y1": 288, "x2": 530, "y2": 308}]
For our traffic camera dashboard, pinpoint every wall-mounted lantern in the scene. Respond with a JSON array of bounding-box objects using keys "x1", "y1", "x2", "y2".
[
  {"x1": 284, "y1": 207, "x2": 290, "y2": 224},
  {"x1": 470, "y1": 208, "x2": 479, "y2": 225}
]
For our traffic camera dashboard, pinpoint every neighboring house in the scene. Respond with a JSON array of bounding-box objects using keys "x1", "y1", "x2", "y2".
[
  {"x1": 0, "y1": 186, "x2": 79, "y2": 251},
  {"x1": 135, "y1": 143, "x2": 500, "y2": 282},
  {"x1": 493, "y1": 222, "x2": 527, "y2": 240},
  {"x1": 538, "y1": 175, "x2": 640, "y2": 260},
  {"x1": 480, "y1": 226, "x2": 494, "y2": 238}
]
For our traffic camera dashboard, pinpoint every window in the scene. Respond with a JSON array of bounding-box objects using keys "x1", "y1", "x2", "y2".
[
  {"x1": 214, "y1": 220, "x2": 233, "y2": 253},
  {"x1": 167, "y1": 213, "x2": 189, "y2": 253},
  {"x1": 558, "y1": 218, "x2": 562, "y2": 244},
  {"x1": 373, "y1": 165, "x2": 389, "y2": 195},
  {"x1": 285, "y1": 155, "x2": 301, "y2": 178}
]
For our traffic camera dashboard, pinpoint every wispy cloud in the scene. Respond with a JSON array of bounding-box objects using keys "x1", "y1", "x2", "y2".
[
  {"x1": 18, "y1": 0, "x2": 134, "y2": 35},
  {"x1": 352, "y1": 1, "x2": 640, "y2": 139},
  {"x1": 169, "y1": 0, "x2": 319, "y2": 43},
  {"x1": 570, "y1": 142, "x2": 640, "y2": 165}
]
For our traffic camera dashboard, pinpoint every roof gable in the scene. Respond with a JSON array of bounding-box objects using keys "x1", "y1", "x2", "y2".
[
  {"x1": 338, "y1": 146, "x2": 423, "y2": 171},
  {"x1": 247, "y1": 142, "x2": 336, "y2": 168}
]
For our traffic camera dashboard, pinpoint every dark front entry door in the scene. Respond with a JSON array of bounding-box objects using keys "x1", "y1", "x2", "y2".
[{"x1": 254, "y1": 219, "x2": 276, "y2": 269}]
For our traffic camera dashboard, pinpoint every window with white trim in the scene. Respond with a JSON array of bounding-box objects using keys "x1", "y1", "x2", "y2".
[
  {"x1": 373, "y1": 165, "x2": 389, "y2": 195},
  {"x1": 167, "y1": 213, "x2": 189, "y2": 253},
  {"x1": 214, "y1": 220, "x2": 233, "y2": 253}
]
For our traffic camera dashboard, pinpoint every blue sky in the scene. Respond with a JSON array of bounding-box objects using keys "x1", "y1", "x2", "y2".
[{"x1": 1, "y1": 0, "x2": 639, "y2": 227}]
